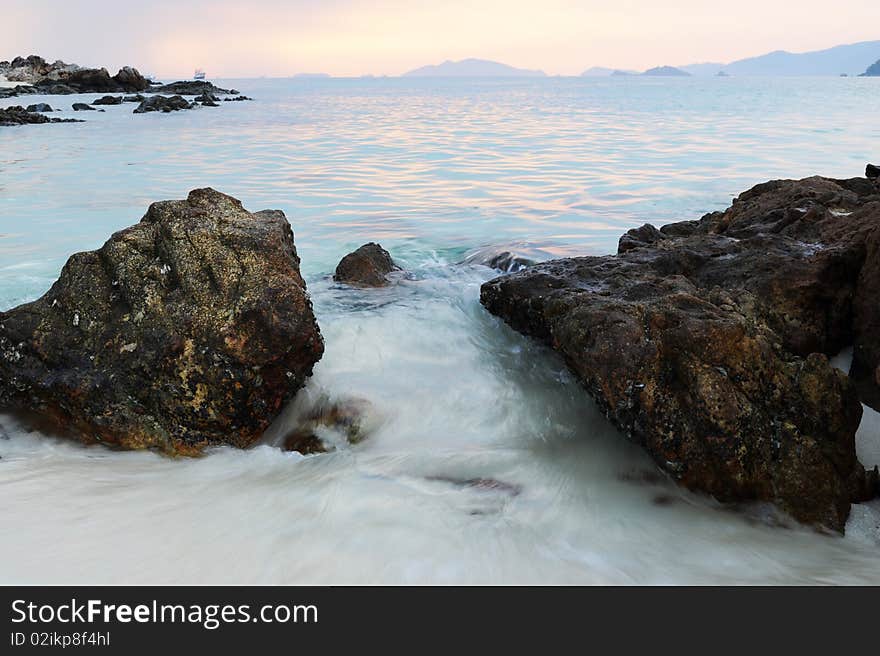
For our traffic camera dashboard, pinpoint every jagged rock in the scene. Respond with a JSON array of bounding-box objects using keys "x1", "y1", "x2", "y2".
[
  {"x1": 25, "y1": 103, "x2": 53, "y2": 113},
  {"x1": 0, "y1": 106, "x2": 82, "y2": 127},
  {"x1": 0, "y1": 189, "x2": 324, "y2": 455},
  {"x1": 1, "y1": 56, "x2": 149, "y2": 94},
  {"x1": 334, "y1": 243, "x2": 399, "y2": 287},
  {"x1": 132, "y1": 95, "x2": 192, "y2": 114},
  {"x1": 92, "y1": 95, "x2": 122, "y2": 105},
  {"x1": 481, "y1": 174, "x2": 880, "y2": 531}
]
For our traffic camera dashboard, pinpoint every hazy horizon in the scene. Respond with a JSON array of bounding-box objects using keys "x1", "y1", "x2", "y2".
[{"x1": 4, "y1": 1, "x2": 879, "y2": 78}]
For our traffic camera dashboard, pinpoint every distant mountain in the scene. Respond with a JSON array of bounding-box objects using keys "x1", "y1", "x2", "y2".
[
  {"x1": 402, "y1": 58, "x2": 546, "y2": 77},
  {"x1": 292, "y1": 73, "x2": 331, "y2": 79},
  {"x1": 642, "y1": 66, "x2": 690, "y2": 77},
  {"x1": 581, "y1": 66, "x2": 638, "y2": 76},
  {"x1": 720, "y1": 40, "x2": 880, "y2": 76},
  {"x1": 679, "y1": 62, "x2": 724, "y2": 76},
  {"x1": 611, "y1": 70, "x2": 636, "y2": 76},
  {"x1": 860, "y1": 59, "x2": 880, "y2": 76}
]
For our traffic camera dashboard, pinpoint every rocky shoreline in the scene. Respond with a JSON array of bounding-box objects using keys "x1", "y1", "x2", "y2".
[
  {"x1": 482, "y1": 170, "x2": 880, "y2": 532},
  {"x1": 0, "y1": 55, "x2": 252, "y2": 125},
  {"x1": 1, "y1": 169, "x2": 879, "y2": 532}
]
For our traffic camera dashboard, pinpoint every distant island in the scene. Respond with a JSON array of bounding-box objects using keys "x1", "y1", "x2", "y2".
[
  {"x1": 642, "y1": 66, "x2": 690, "y2": 77},
  {"x1": 860, "y1": 58, "x2": 880, "y2": 76},
  {"x1": 579, "y1": 40, "x2": 880, "y2": 77},
  {"x1": 291, "y1": 73, "x2": 331, "y2": 79},
  {"x1": 402, "y1": 58, "x2": 546, "y2": 77}
]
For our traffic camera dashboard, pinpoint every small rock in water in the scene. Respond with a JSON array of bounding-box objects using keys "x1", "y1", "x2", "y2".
[
  {"x1": 334, "y1": 242, "x2": 400, "y2": 287},
  {"x1": 92, "y1": 95, "x2": 123, "y2": 105},
  {"x1": 122, "y1": 94, "x2": 145, "y2": 103},
  {"x1": 133, "y1": 95, "x2": 193, "y2": 114},
  {"x1": 71, "y1": 103, "x2": 96, "y2": 111},
  {"x1": 425, "y1": 475, "x2": 522, "y2": 497},
  {"x1": 461, "y1": 244, "x2": 542, "y2": 272},
  {"x1": 25, "y1": 103, "x2": 52, "y2": 112},
  {"x1": 867, "y1": 164, "x2": 880, "y2": 179},
  {"x1": 279, "y1": 396, "x2": 376, "y2": 454}
]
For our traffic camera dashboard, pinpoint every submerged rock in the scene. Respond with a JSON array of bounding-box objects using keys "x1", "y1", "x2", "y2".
[
  {"x1": 334, "y1": 243, "x2": 400, "y2": 287},
  {"x1": 279, "y1": 396, "x2": 376, "y2": 454},
  {"x1": 132, "y1": 95, "x2": 192, "y2": 114},
  {"x1": 0, "y1": 189, "x2": 324, "y2": 454},
  {"x1": 481, "y1": 174, "x2": 880, "y2": 531}
]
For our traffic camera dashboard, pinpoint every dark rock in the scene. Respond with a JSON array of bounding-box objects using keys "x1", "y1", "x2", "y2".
[
  {"x1": 334, "y1": 243, "x2": 399, "y2": 287},
  {"x1": 867, "y1": 164, "x2": 880, "y2": 179},
  {"x1": 1, "y1": 56, "x2": 149, "y2": 94},
  {"x1": 280, "y1": 397, "x2": 374, "y2": 454},
  {"x1": 194, "y1": 92, "x2": 218, "y2": 103},
  {"x1": 0, "y1": 188, "x2": 324, "y2": 455},
  {"x1": 153, "y1": 80, "x2": 233, "y2": 95},
  {"x1": 463, "y1": 246, "x2": 537, "y2": 272},
  {"x1": 92, "y1": 95, "x2": 122, "y2": 106},
  {"x1": 201, "y1": 100, "x2": 219, "y2": 107},
  {"x1": 112, "y1": 66, "x2": 150, "y2": 92},
  {"x1": 481, "y1": 175, "x2": 880, "y2": 532},
  {"x1": 222, "y1": 95, "x2": 253, "y2": 101},
  {"x1": 132, "y1": 95, "x2": 192, "y2": 114},
  {"x1": 25, "y1": 103, "x2": 53, "y2": 113},
  {"x1": 0, "y1": 106, "x2": 82, "y2": 127},
  {"x1": 122, "y1": 94, "x2": 145, "y2": 103},
  {"x1": 71, "y1": 103, "x2": 95, "y2": 111}
]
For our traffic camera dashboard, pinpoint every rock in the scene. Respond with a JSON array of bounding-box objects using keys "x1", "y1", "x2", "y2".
[
  {"x1": 112, "y1": 66, "x2": 150, "y2": 92},
  {"x1": 334, "y1": 243, "x2": 400, "y2": 287},
  {"x1": 71, "y1": 103, "x2": 95, "y2": 111},
  {"x1": 0, "y1": 188, "x2": 324, "y2": 455},
  {"x1": 462, "y1": 246, "x2": 537, "y2": 272},
  {"x1": 481, "y1": 175, "x2": 880, "y2": 532},
  {"x1": 25, "y1": 103, "x2": 53, "y2": 113},
  {"x1": 153, "y1": 80, "x2": 234, "y2": 95},
  {"x1": 92, "y1": 95, "x2": 122, "y2": 105},
  {"x1": 122, "y1": 94, "x2": 145, "y2": 103},
  {"x1": 0, "y1": 106, "x2": 82, "y2": 127},
  {"x1": 223, "y1": 95, "x2": 253, "y2": 101},
  {"x1": 132, "y1": 95, "x2": 193, "y2": 114},
  {"x1": 867, "y1": 164, "x2": 880, "y2": 179},
  {"x1": 280, "y1": 397, "x2": 375, "y2": 454}
]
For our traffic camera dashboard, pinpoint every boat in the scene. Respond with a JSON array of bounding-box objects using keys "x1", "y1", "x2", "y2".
[{"x1": 193, "y1": 69, "x2": 206, "y2": 80}]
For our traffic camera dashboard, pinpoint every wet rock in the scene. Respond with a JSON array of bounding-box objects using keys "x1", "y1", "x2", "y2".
[
  {"x1": 122, "y1": 94, "x2": 145, "y2": 103},
  {"x1": 481, "y1": 175, "x2": 880, "y2": 532},
  {"x1": 279, "y1": 397, "x2": 375, "y2": 454},
  {"x1": 463, "y1": 246, "x2": 537, "y2": 273},
  {"x1": 0, "y1": 188, "x2": 324, "y2": 455},
  {"x1": 92, "y1": 95, "x2": 123, "y2": 105},
  {"x1": 71, "y1": 103, "x2": 95, "y2": 111},
  {"x1": 132, "y1": 95, "x2": 192, "y2": 114},
  {"x1": 868, "y1": 164, "x2": 880, "y2": 179},
  {"x1": 334, "y1": 243, "x2": 400, "y2": 287},
  {"x1": 25, "y1": 103, "x2": 53, "y2": 113},
  {"x1": 0, "y1": 106, "x2": 82, "y2": 127}
]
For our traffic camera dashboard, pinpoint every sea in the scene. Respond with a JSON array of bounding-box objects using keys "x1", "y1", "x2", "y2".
[{"x1": 1, "y1": 76, "x2": 879, "y2": 583}]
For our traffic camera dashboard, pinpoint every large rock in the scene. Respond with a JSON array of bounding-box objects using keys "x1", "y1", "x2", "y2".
[
  {"x1": 0, "y1": 189, "x2": 324, "y2": 455},
  {"x1": 153, "y1": 80, "x2": 235, "y2": 96},
  {"x1": 481, "y1": 175, "x2": 880, "y2": 531},
  {"x1": 1, "y1": 56, "x2": 150, "y2": 94}
]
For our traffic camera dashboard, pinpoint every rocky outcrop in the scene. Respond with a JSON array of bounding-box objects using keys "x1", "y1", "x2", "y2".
[
  {"x1": 0, "y1": 56, "x2": 150, "y2": 95},
  {"x1": 334, "y1": 243, "x2": 400, "y2": 287},
  {"x1": 0, "y1": 189, "x2": 324, "y2": 455},
  {"x1": 0, "y1": 106, "x2": 82, "y2": 127},
  {"x1": 133, "y1": 95, "x2": 193, "y2": 114},
  {"x1": 481, "y1": 174, "x2": 880, "y2": 531},
  {"x1": 25, "y1": 103, "x2": 53, "y2": 113},
  {"x1": 153, "y1": 81, "x2": 236, "y2": 96}
]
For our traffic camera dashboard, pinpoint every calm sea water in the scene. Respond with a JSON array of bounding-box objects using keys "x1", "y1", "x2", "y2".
[{"x1": 1, "y1": 77, "x2": 879, "y2": 583}]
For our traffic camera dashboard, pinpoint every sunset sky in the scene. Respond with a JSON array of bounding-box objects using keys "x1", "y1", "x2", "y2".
[{"x1": 6, "y1": 0, "x2": 879, "y2": 77}]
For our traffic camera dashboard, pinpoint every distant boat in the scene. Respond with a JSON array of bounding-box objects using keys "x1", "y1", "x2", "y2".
[{"x1": 193, "y1": 69, "x2": 206, "y2": 81}]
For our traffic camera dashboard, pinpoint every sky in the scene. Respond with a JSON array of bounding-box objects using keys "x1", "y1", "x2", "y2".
[{"x1": 4, "y1": 0, "x2": 879, "y2": 77}]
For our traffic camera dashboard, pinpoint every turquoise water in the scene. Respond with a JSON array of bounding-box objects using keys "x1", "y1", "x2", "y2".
[{"x1": 1, "y1": 77, "x2": 879, "y2": 583}]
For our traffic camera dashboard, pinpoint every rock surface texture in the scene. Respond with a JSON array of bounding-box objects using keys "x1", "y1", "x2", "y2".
[
  {"x1": 0, "y1": 56, "x2": 150, "y2": 95},
  {"x1": 334, "y1": 243, "x2": 400, "y2": 287},
  {"x1": 481, "y1": 175, "x2": 880, "y2": 531},
  {"x1": 0, "y1": 189, "x2": 324, "y2": 455}
]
